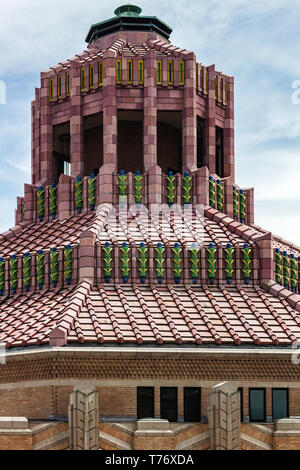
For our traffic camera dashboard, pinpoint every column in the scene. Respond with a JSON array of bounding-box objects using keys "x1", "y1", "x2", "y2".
[
  {"x1": 68, "y1": 382, "x2": 99, "y2": 450},
  {"x1": 39, "y1": 72, "x2": 53, "y2": 184},
  {"x1": 143, "y1": 50, "x2": 157, "y2": 170},
  {"x1": 206, "y1": 65, "x2": 216, "y2": 175},
  {"x1": 103, "y1": 50, "x2": 118, "y2": 169},
  {"x1": 182, "y1": 53, "x2": 197, "y2": 172},
  {"x1": 224, "y1": 76, "x2": 235, "y2": 179},
  {"x1": 70, "y1": 62, "x2": 84, "y2": 178}
]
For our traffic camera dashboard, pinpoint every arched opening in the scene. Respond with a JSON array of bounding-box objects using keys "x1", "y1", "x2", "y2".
[
  {"x1": 53, "y1": 122, "x2": 70, "y2": 183},
  {"x1": 215, "y1": 126, "x2": 224, "y2": 177},
  {"x1": 197, "y1": 116, "x2": 205, "y2": 168},
  {"x1": 84, "y1": 112, "x2": 103, "y2": 176}
]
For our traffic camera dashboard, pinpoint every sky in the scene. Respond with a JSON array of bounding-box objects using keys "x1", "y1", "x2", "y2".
[{"x1": 0, "y1": 0, "x2": 299, "y2": 244}]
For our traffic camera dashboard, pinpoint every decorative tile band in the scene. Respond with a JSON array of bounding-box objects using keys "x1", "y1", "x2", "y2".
[
  {"x1": 0, "y1": 243, "x2": 256, "y2": 296},
  {"x1": 20, "y1": 172, "x2": 248, "y2": 225},
  {"x1": 0, "y1": 245, "x2": 77, "y2": 296},
  {"x1": 48, "y1": 60, "x2": 229, "y2": 105}
]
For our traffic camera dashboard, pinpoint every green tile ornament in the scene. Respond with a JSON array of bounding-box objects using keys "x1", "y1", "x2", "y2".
[
  {"x1": 155, "y1": 243, "x2": 165, "y2": 283},
  {"x1": 23, "y1": 252, "x2": 31, "y2": 292},
  {"x1": 224, "y1": 243, "x2": 234, "y2": 284},
  {"x1": 138, "y1": 242, "x2": 148, "y2": 283}
]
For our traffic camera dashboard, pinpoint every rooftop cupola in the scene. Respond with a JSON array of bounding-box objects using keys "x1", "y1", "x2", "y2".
[{"x1": 85, "y1": 4, "x2": 172, "y2": 45}]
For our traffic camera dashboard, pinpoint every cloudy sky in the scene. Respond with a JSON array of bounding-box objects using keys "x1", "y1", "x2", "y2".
[{"x1": 0, "y1": 0, "x2": 299, "y2": 244}]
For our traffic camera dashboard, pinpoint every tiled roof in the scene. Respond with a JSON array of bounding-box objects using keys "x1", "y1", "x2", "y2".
[
  {"x1": 0, "y1": 213, "x2": 94, "y2": 255},
  {"x1": 1, "y1": 281, "x2": 299, "y2": 349}
]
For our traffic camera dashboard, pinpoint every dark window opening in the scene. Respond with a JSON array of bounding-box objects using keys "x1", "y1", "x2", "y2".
[
  {"x1": 238, "y1": 387, "x2": 243, "y2": 422},
  {"x1": 84, "y1": 112, "x2": 103, "y2": 177},
  {"x1": 117, "y1": 110, "x2": 143, "y2": 173},
  {"x1": 216, "y1": 126, "x2": 224, "y2": 177},
  {"x1": 197, "y1": 116, "x2": 205, "y2": 168},
  {"x1": 157, "y1": 111, "x2": 182, "y2": 174},
  {"x1": 272, "y1": 389, "x2": 289, "y2": 421},
  {"x1": 184, "y1": 388, "x2": 201, "y2": 422},
  {"x1": 53, "y1": 122, "x2": 70, "y2": 183},
  {"x1": 160, "y1": 387, "x2": 178, "y2": 422},
  {"x1": 137, "y1": 387, "x2": 154, "y2": 420},
  {"x1": 249, "y1": 388, "x2": 266, "y2": 422}
]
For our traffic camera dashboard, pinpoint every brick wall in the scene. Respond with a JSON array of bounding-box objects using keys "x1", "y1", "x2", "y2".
[
  {"x1": 0, "y1": 355, "x2": 300, "y2": 421},
  {"x1": 99, "y1": 387, "x2": 136, "y2": 417}
]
